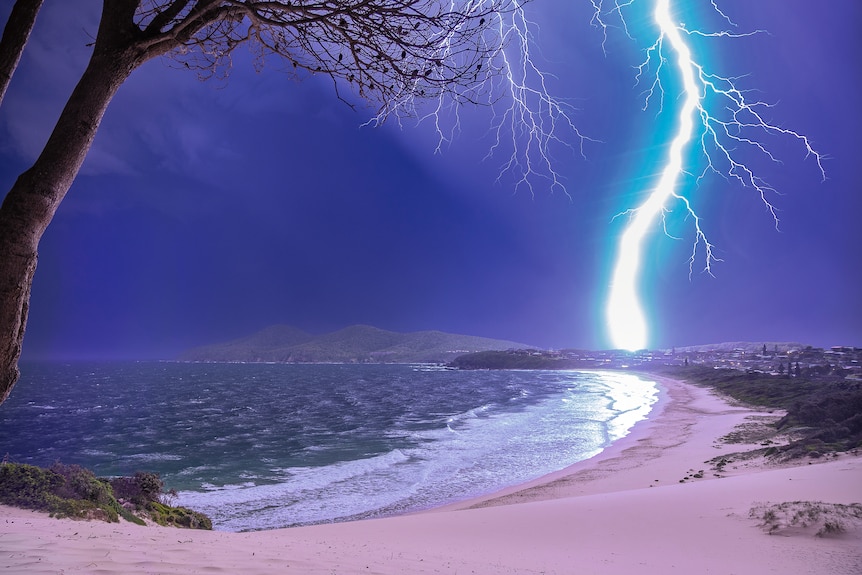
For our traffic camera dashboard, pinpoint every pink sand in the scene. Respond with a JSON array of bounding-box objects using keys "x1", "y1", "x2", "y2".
[{"x1": 2, "y1": 374, "x2": 860, "y2": 574}]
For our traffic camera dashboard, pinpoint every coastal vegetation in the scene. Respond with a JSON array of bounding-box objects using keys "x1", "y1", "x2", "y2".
[
  {"x1": 749, "y1": 501, "x2": 862, "y2": 537},
  {"x1": 647, "y1": 365, "x2": 862, "y2": 458},
  {"x1": 0, "y1": 461, "x2": 211, "y2": 529}
]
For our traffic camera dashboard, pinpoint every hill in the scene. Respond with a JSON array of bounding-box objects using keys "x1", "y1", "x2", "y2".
[{"x1": 178, "y1": 325, "x2": 530, "y2": 364}]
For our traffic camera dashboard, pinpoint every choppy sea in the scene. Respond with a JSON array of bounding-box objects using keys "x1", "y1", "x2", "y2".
[{"x1": 0, "y1": 362, "x2": 658, "y2": 531}]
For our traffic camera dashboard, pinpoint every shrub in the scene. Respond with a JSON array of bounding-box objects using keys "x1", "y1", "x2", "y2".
[
  {"x1": 49, "y1": 463, "x2": 114, "y2": 506},
  {"x1": 147, "y1": 501, "x2": 213, "y2": 530},
  {"x1": 0, "y1": 461, "x2": 210, "y2": 529},
  {"x1": 750, "y1": 501, "x2": 862, "y2": 537},
  {"x1": 111, "y1": 472, "x2": 160, "y2": 505},
  {"x1": 0, "y1": 462, "x2": 62, "y2": 510}
]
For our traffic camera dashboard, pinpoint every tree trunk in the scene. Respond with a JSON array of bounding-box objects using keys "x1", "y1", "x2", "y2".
[
  {"x1": 0, "y1": 24, "x2": 140, "y2": 403},
  {"x1": 0, "y1": 0, "x2": 44, "y2": 106}
]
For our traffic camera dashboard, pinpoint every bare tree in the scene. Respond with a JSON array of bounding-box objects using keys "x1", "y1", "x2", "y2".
[
  {"x1": 0, "y1": 0, "x2": 518, "y2": 403},
  {"x1": 0, "y1": 0, "x2": 42, "y2": 105}
]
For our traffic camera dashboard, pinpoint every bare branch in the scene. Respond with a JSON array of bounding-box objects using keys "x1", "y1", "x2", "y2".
[{"x1": 129, "y1": 0, "x2": 522, "y2": 117}]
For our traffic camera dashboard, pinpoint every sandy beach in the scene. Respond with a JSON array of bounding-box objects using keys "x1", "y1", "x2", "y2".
[{"x1": 2, "y1": 373, "x2": 860, "y2": 574}]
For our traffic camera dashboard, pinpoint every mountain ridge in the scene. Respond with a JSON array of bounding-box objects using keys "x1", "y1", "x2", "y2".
[{"x1": 177, "y1": 324, "x2": 532, "y2": 364}]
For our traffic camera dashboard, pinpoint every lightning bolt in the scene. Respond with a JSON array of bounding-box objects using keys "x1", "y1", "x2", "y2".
[
  {"x1": 365, "y1": 1, "x2": 823, "y2": 352},
  {"x1": 602, "y1": 0, "x2": 825, "y2": 351},
  {"x1": 481, "y1": 5, "x2": 596, "y2": 196},
  {"x1": 366, "y1": 1, "x2": 591, "y2": 197}
]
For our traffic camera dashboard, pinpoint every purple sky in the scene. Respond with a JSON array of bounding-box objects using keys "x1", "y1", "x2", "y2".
[{"x1": 1, "y1": 1, "x2": 859, "y2": 359}]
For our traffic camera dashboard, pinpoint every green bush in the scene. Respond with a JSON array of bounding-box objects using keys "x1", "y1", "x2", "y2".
[
  {"x1": 147, "y1": 501, "x2": 213, "y2": 530},
  {"x1": 0, "y1": 461, "x2": 210, "y2": 529},
  {"x1": 50, "y1": 463, "x2": 114, "y2": 506},
  {"x1": 0, "y1": 462, "x2": 62, "y2": 510}
]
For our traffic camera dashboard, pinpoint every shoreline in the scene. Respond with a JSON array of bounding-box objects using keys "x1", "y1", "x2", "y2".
[
  {"x1": 437, "y1": 371, "x2": 770, "y2": 510},
  {"x1": 432, "y1": 369, "x2": 676, "y2": 512},
  {"x1": 3, "y1": 372, "x2": 861, "y2": 574}
]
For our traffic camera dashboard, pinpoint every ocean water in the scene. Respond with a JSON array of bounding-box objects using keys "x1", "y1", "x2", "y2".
[{"x1": 0, "y1": 362, "x2": 658, "y2": 531}]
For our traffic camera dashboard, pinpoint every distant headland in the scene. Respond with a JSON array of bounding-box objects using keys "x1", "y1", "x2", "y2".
[{"x1": 177, "y1": 324, "x2": 531, "y2": 364}]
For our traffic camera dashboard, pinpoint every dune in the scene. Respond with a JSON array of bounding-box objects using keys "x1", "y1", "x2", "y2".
[{"x1": 2, "y1": 373, "x2": 860, "y2": 574}]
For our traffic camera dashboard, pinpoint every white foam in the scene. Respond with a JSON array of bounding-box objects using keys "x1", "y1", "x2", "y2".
[{"x1": 177, "y1": 372, "x2": 659, "y2": 532}]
